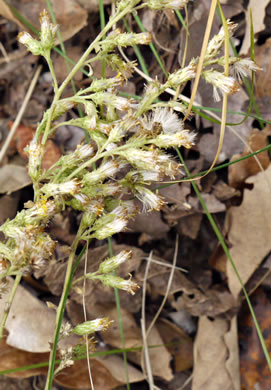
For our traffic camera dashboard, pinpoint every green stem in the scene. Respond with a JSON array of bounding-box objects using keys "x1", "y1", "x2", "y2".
[
  {"x1": 41, "y1": 5, "x2": 137, "y2": 147},
  {"x1": 107, "y1": 238, "x2": 130, "y2": 389},
  {"x1": 45, "y1": 53, "x2": 58, "y2": 94},
  {"x1": 57, "y1": 7, "x2": 135, "y2": 99},
  {"x1": 45, "y1": 226, "x2": 86, "y2": 390},
  {"x1": 0, "y1": 272, "x2": 23, "y2": 339}
]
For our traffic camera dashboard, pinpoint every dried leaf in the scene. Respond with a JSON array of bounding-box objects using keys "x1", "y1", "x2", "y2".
[
  {"x1": 178, "y1": 213, "x2": 202, "y2": 239},
  {"x1": 213, "y1": 180, "x2": 241, "y2": 201},
  {"x1": 77, "y1": 0, "x2": 112, "y2": 12},
  {"x1": 0, "y1": 165, "x2": 32, "y2": 194},
  {"x1": 192, "y1": 316, "x2": 240, "y2": 390},
  {"x1": 0, "y1": 334, "x2": 48, "y2": 378},
  {"x1": 6, "y1": 0, "x2": 87, "y2": 43},
  {"x1": 0, "y1": 278, "x2": 78, "y2": 352},
  {"x1": 228, "y1": 128, "x2": 270, "y2": 188},
  {"x1": 156, "y1": 318, "x2": 193, "y2": 372},
  {"x1": 10, "y1": 123, "x2": 62, "y2": 170},
  {"x1": 254, "y1": 38, "x2": 271, "y2": 119},
  {"x1": 143, "y1": 321, "x2": 173, "y2": 381},
  {"x1": 173, "y1": 285, "x2": 237, "y2": 317},
  {"x1": 0, "y1": 1, "x2": 24, "y2": 28},
  {"x1": 240, "y1": 0, "x2": 270, "y2": 54},
  {"x1": 53, "y1": 46, "x2": 83, "y2": 83},
  {"x1": 55, "y1": 355, "x2": 144, "y2": 390},
  {"x1": 128, "y1": 210, "x2": 170, "y2": 238},
  {"x1": 227, "y1": 165, "x2": 271, "y2": 298},
  {"x1": 136, "y1": 256, "x2": 237, "y2": 317},
  {"x1": 239, "y1": 288, "x2": 271, "y2": 389},
  {"x1": 42, "y1": 245, "x2": 144, "y2": 313},
  {"x1": 0, "y1": 193, "x2": 20, "y2": 225}
]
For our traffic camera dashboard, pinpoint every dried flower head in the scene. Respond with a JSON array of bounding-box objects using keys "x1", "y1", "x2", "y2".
[
  {"x1": 203, "y1": 69, "x2": 240, "y2": 101},
  {"x1": 231, "y1": 58, "x2": 261, "y2": 82}
]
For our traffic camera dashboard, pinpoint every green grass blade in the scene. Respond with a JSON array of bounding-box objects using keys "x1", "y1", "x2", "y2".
[
  {"x1": 132, "y1": 11, "x2": 168, "y2": 77},
  {"x1": 175, "y1": 9, "x2": 188, "y2": 32},
  {"x1": 122, "y1": 18, "x2": 150, "y2": 76}
]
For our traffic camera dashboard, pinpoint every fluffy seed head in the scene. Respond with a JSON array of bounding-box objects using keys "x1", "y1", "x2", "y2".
[
  {"x1": 203, "y1": 70, "x2": 240, "y2": 101},
  {"x1": 135, "y1": 186, "x2": 165, "y2": 212}
]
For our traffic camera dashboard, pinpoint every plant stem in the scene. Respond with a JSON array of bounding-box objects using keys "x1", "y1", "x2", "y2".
[
  {"x1": 45, "y1": 52, "x2": 58, "y2": 93},
  {"x1": 0, "y1": 272, "x2": 23, "y2": 339},
  {"x1": 40, "y1": 4, "x2": 138, "y2": 149},
  {"x1": 56, "y1": 6, "x2": 135, "y2": 99},
  {"x1": 45, "y1": 224, "x2": 85, "y2": 390}
]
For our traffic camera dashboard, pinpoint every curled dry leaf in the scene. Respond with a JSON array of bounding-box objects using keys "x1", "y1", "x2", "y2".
[
  {"x1": 227, "y1": 164, "x2": 271, "y2": 298},
  {"x1": 192, "y1": 316, "x2": 240, "y2": 390},
  {"x1": 212, "y1": 180, "x2": 241, "y2": 201},
  {"x1": 172, "y1": 284, "x2": 237, "y2": 318}
]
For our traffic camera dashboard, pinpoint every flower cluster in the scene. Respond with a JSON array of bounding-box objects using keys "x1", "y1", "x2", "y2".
[
  {"x1": 0, "y1": 5, "x2": 261, "y2": 381},
  {"x1": 1, "y1": 9, "x2": 259, "y2": 292}
]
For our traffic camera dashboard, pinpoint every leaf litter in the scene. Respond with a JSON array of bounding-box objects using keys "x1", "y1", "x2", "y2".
[{"x1": 0, "y1": 0, "x2": 271, "y2": 389}]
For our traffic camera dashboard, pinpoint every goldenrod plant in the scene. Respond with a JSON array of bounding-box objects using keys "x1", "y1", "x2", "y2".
[{"x1": 0, "y1": 2, "x2": 259, "y2": 388}]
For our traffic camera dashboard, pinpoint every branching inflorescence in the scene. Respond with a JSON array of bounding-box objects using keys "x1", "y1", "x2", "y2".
[{"x1": 0, "y1": 1, "x2": 259, "y2": 386}]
